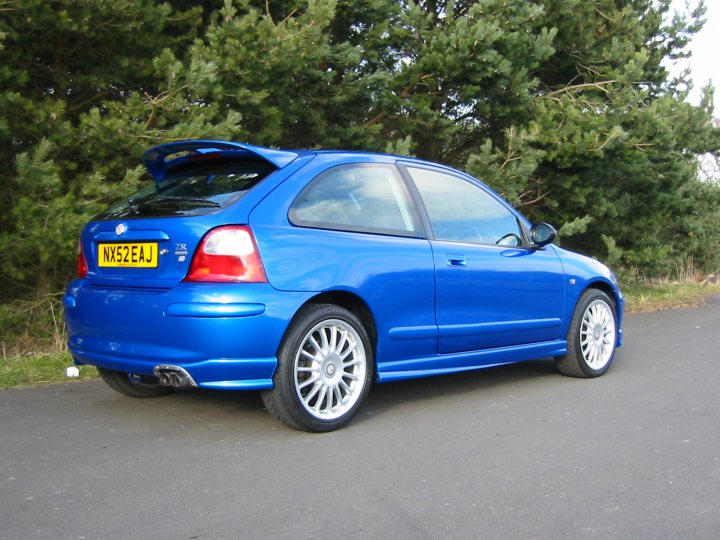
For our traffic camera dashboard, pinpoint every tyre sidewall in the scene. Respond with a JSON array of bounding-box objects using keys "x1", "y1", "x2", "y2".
[
  {"x1": 273, "y1": 304, "x2": 374, "y2": 432},
  {"x1": 570, "y1": 290, "x2": 617, "y2": 377}
]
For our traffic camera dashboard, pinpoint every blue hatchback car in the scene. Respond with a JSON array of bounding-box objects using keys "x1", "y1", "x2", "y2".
[{"x1": 64, "y1": 140, "x2": 623, "y2": 431}]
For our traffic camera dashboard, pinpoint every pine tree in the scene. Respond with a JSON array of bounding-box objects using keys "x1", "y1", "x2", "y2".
[
  {"x1": 1, "y1": 0, "x2": 718, "y2": 304},
  {"x1": 0, "y1": 0, "x2": 201, "y2": 296}
]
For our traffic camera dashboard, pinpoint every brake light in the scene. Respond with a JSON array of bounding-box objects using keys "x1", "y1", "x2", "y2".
[
  {"x1": 77, "y1": 239, "x2": 88, "y2": 278},
  {"x1": 185, "y1": 226, "x2": 268, "y2": 283}
]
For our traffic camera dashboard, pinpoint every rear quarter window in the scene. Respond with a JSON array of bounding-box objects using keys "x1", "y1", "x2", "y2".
[{"x1": 289, "y1": 163, "x2": 423, "y2": 237}]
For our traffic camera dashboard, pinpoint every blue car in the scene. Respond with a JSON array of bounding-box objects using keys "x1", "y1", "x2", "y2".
[{"x1": 64, "y1": 140, "x2": 623, "y2": 431}]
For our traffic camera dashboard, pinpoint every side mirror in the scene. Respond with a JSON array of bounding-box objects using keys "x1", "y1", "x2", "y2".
[{"x1": 530, "y1": 222, "x2": 556, "y2": 248}]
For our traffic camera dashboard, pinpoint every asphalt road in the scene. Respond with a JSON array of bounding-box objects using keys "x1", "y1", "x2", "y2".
[{"x1": 2, "y1": 297, "x2": 719, "y2": 540}]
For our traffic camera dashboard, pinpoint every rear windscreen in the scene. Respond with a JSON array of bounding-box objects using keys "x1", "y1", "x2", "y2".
[{"x1": 95, "y1": 158, "x2": 276, "y2": 220}]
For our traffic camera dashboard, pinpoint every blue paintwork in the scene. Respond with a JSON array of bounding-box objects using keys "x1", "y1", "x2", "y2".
[
  {"x1": 64, "y1": 141, "x2": 624, "y2": 390},
  {"x1": 164, "y1": 302, "x2": 266, "y2": 318},
  {"x1": 431, "y1": 241, "x2": 565, "y2": 353},
  {"x1": 65, "y1": 279, "x2": 312, "y2": 388}
]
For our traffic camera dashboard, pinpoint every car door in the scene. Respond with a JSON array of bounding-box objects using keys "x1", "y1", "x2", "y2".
[
  {"x1": 403, "y1": 164, "x2": 566, "y2": 355},
  {"x1": 251, "y1": 159, "x2": 439, "y2": 367}
]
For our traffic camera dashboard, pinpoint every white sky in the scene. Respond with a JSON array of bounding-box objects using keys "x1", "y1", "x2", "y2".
[{"x1": 668, "y1": 0, "x2": 720, "y2": 115}]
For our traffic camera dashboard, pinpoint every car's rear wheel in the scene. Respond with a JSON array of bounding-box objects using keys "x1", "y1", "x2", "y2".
[
  {"x1": 555, "y1": 289, "x2": 618, "y2": 378},
  {"x1": 262, "y1": 304, "x2": 373, "y2": 432},
  {"x1": 98, "y1": 368, "x2": 173, "y2": 398}
]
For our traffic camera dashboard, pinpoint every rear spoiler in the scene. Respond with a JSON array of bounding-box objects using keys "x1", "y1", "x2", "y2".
[{"x1": 142, "y1": 140, "x2": 299, "y2": 181}]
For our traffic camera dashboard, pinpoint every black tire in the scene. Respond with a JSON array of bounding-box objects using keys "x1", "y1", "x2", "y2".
[
  {"x1": 555, "y1": 289, "x2": 618, "y2": 378},
  {"x1": 98, "y1": 368, "x2": 173, "y2": 398},
  {"x1": 261, "y1": 303, "x2": 374, "y2": 432}
]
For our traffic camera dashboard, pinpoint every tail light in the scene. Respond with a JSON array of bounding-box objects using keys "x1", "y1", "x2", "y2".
[
  {"x1": 77, "y1": 239, "x2": 88, "y2": 278},
  {"x1": 185, "y1": 226, "x2": 268, "y2": 283}
]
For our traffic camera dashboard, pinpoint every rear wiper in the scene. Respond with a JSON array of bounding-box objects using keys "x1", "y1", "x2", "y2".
[
  {"x1": 127, "y1": 197, "x2": 140, "y2": 214},
  {"x1": 153, "y1": 195, "x2": 221, "y2": 207}
]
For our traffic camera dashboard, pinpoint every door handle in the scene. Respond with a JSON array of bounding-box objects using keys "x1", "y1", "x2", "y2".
[{"x1": 446, "y1": 254, "x2": 466, "y2": 267}]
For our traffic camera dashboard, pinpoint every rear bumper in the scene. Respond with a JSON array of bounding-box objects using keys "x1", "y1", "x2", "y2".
[
  {"x1": 64, "y1": 279, "x2": 312, "y2": 390},
  {"x1": 68, "y1": 345, "x2": 277, "y2": 390}
]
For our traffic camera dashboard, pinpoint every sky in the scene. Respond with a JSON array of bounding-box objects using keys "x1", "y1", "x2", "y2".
[{"x1": 668, "y1": 0, "x2": 720, "y2": 115}]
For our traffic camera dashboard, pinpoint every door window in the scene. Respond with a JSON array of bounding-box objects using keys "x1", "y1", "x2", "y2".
[{"x1": 407, "y1": 167, "x2": 522, "y2": 246}]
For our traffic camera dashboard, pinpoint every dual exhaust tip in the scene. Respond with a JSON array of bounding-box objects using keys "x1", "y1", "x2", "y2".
[{"x1": 154, "y1": 364, "x2": 197, "y2": 388}]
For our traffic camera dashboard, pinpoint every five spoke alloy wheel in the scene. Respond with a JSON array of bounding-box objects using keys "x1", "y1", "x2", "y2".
[
  {"x1": 555, "y1": 289, "x2": 618, "y2": 378},
  {"x1": 262, "y1": 304, "x2": 373, "y2": 432}
]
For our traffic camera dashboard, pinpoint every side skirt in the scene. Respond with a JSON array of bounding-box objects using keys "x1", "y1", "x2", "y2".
[{"x1": 376, "y1": 340, "x2": 566, "y2": 383}]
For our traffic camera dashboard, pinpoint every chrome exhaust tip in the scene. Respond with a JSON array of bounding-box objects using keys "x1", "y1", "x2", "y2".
[{"x1": 153, "y1": 365, "x2": 197, "y2": 388}]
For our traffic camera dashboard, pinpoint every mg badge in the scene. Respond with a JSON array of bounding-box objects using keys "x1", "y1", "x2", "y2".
[{"x1": 115, "y1": 223, "x2": 127, "y2": 236}]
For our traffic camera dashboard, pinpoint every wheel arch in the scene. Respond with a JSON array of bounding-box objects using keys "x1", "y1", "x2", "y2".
[
  {"x1": 585, "y1": 280, "x2": 620, "y2": 311},
  {"x1": 580, "y1": 279, "x2": 624, "y2": 348},
  {"x1": 281, "y1": 290, "x2": 378, "y2": 366}
]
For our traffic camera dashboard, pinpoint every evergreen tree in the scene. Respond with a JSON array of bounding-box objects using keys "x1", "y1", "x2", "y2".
[
  {"x1": 1, "y1": 0, "x2": 718, "y2": 307},
  {"x1": 0, "y1": 0, "x2": 201, "y2": 296},
  {"x1": 462, "y1": 0, "x2": 720, "y2": 274}
]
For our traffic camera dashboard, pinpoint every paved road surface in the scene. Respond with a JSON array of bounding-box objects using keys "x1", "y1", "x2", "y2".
[{"x1": 2, "y1": 297, "x2": 719, "y2": 539}]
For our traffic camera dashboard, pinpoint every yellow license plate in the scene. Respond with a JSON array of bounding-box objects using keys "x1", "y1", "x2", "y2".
[{"x1": 97, "y1": 242, "x2": 159, "y2": 268}]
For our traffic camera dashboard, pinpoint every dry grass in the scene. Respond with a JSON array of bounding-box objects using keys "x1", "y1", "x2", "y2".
[
  {"x1": 622, "y1": 278, "x2": 720, "y2": 313},
  {"x1": 0, "y1": 352, "x2": 97, "y2": 389}
]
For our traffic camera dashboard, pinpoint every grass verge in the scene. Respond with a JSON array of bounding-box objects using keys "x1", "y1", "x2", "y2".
[
  {"x1": 622, "y1": 280, "x2": 720, "y2": 313},
  {"x1": 0, "y1": 351, "x2": 97, "y2": 389}
]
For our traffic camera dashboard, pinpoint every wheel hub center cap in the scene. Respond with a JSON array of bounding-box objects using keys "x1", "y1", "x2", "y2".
[
  {"x1": 325, "y1": 363, "x2": 336, "y2": 377},
  {"x1": 593, "y1": 325, "x2": 602, "y2": 342}
]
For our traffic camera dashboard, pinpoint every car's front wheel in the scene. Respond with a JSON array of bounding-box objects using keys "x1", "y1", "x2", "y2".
[
  {"x1": 555, "y1": 289, "x2": 618, "y2": 378},
  {"x1": 262, "y1": 304, "x2": 373, "y2": 432},
  {"x1": 98, "y1": 368, "x2": 173, "y2": 398}
]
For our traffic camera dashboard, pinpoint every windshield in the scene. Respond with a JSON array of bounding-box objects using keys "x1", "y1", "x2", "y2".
[{"x1": 95, "y1": 159, "x2": 276, "y2": 220}]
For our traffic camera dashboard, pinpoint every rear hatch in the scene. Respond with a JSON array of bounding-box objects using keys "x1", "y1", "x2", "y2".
[{"x1": 81, "y1": 140, "x2": 298, "y2": 289}]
